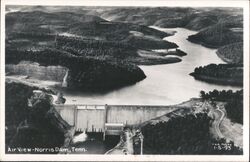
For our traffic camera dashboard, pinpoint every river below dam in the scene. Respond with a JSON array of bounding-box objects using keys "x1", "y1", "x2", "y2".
[{"x1": 63, "y1": 27, "x2": 241, "y2": 105}]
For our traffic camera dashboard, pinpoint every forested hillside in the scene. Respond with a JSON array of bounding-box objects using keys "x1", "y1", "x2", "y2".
[
  {"x1": 6, "y1": 48, "x2": 146, "y2": 91},
  {"x1": 187, "y1": 15, "x2": 243, "y2": 48},
  {"x1": 6, "y1": 10, "x2": 182, "y2": 91},
  {"x1": 136, "y1": 113, "x2": 242, "y2": 154},
  {"x1": 7, "y1": 7, "x2": 243, "y2": 66},
  {"x1": 6, "y1": 11, "x2": 173, "y2": 43},
  {"x1": 5, "y1": 82, "x2": 70, "y2": 153},
  {"x1": 190, "y1": 64, "x2": 243, "y2": 86},
  {"x1": 98, "y1": 7, "x2": 242, "y2": 30},
  {"x1": 97, "y1": 7, "x2": 244, "y2": 65},
  {"x1": 216, "y1": 42, "x2": 243, "y2": 64},
  {"x1": 200, "y1": 89, "x2": 243, "y2": 124}
]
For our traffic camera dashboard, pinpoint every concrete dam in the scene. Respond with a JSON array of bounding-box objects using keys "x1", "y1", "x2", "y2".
[{"x1": 55, "y1": 104, "x2": 177, "y2": 138}]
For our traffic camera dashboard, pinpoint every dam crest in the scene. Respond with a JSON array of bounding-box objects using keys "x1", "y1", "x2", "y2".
[{"x1": 55, "y1": 104, "x2": 177, "y2": 139}]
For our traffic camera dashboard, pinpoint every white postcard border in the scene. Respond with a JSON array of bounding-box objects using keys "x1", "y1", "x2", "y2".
[{"x1": 0, "y1": 0, "x2": 249, "y2": 161}]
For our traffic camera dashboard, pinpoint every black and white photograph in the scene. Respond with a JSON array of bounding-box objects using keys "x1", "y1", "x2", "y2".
[{"x1": 0, "y1": 0, "x2": 249, "y2": 161}]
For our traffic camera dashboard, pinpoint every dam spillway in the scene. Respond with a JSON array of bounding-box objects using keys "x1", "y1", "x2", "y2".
[{"x1": 55, "y1": 104, "x2": 178, "y2": 133}]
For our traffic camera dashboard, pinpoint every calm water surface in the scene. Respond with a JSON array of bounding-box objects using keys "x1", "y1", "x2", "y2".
[{"x1": 63, "y1": 27, "x2": 241, "y2": 105}]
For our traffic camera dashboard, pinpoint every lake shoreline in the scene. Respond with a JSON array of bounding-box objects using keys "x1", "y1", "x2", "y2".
[
  {"x1": 216, "y1": 50, "x2": 235, "y2": 64},
  {"x1": 189, "y1": 73, "x2": 243, "y2": 87},
  {"x1": 52, "y1": 27, "x2": 240, "y2": 105},
  {"x1": 186, "y1": 36, "x2": 220, "y2": 49}
]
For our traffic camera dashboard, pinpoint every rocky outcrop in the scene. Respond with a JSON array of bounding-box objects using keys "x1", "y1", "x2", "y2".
[
  {"x1": 6, "y1": 61, "x2": 68, "y2": 82},
  {"x1": 6, "y1": 49, "x2": 146, "y2": 92}
]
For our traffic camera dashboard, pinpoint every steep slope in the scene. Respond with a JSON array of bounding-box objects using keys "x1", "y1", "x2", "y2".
[{"x1": 5, "y1": 82, "x2": 73, "y2": 153}]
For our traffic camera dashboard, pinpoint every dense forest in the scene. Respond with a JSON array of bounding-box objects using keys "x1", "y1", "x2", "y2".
[
  {"x1": 5, "y1": 11, "x2": 174, "y2": 45},
  {"x1": 216, "y1": 42, "x2": 243, "y2": 64},
  {"x1": 186, "y1": 12, "x2": 243, "y2": 82},
  {"x1": 97, "y1": 7, "x2": 242, "y2": 30},
  {"x1": 190, "y1": 64, "x2": 243, "y2": 86},
  {"x1": 187, "y1": 18, "x2": 243, "y2": 48},
  {"x1": 6, "y1": 31, "x2": 180, "y2": 65},
  {"x1": 5, "y1": 82, "x2": 69, "y2": 153},
  {"x1": 134, "y1": 113, "x2": 242, "y2": 154},
  {"x1": 6, "y1": 6, "x2": 242, "y2": 30},
  {"x1": 7, "y1": 32, "x2": 136, "y2": 59},
  {"x1": 7, "y1": 7, "x2": 242, "y2": 49},
  {"x1": 56, "y1": 36, "x2": 136, "y2": 58},
  {"x1": 97, "y1": 6, "x2": 243, "y2": 53},
  {"x1": 200, "y1": 89, "x2": 243, "y2": 124},
  {"x1": 6, "y1": 48, "x2": 146, "y2": 91},
  {"x1": 6, "y1": 10, "x2": 185, "y2": 91},
  {"x1": 7, "y1": 7, "x2": 243, "y2": 86}
]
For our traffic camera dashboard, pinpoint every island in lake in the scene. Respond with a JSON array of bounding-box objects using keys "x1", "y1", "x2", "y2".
[{"x1": 5, "y1": 5, "x2": 244, "y2": 156}]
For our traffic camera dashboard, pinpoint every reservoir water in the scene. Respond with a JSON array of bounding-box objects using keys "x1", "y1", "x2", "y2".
[{"x1": 63, "y1": 27, "x2": 241, "y2": 105}]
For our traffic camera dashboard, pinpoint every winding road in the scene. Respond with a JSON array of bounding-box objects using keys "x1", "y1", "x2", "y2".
[
  {"x1": 202, "y1": 101, "x2": 225, "y2": 138},
  {"x1": 214, "y1": 104, "x2": 225, "y2": 138}
]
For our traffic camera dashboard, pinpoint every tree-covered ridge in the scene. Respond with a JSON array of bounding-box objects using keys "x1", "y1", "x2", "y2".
[
  {"x1": 57, "y1": 37, "x2": 135, "y2": 59},
  {"x1": 6, "y1": 7, "x2": 243, "y2": 48},
  {"x1": 6, "y1": 6, "x2": 242, "y2": 28},
  {"x1": 95, "y1": 6, "x2": 243, "y2": 84},
  {"x1": 188, "y1": 16, "x2": 243, "y2": 86},
  {"x1": 7, "y1": 32, "x2": 180, "y2": 66},
  {"x1": 6, "y1": 10, "x2": 179, "y2": 60},
  {"x1": 5, "y1": 47, "x2": 143, "y2": 75},
  {"x1": 97, "y1": 7, "x2": 242, "y2": 30},
  {"x1": 137, "y1": 113, "x2": 242, "y2": 154},
  {"x1": 6, "y1": 48, "x2": 146, "y2": 91},
  {"x1": 5, "y1": 82, "x2": 35, "y2": 129},
  {"x1": 6, "y1": 10, "x2": 186, "y2": 92},
  {"x1": 6, "y1": 10, "x2": 177, "y2": 53},
  {"x1": 56, "y1": 36, "x2": 177, "y2": 58},
  {"x1": 216, "y1": 42, "x2": 243, "y2": 64},
  {"x1": 187, "y1": 16, "x2": 243, "y2": 48},
  {"x1": 6, "y1": 11, "x2": 173, "y2": 42},
  {"x1": 6, "y1": 32, "x2": 137, "y2": 59},
  {"x1": 190, "y1": 64, "x2": 243, "y2": 86},
  {"x1": 200, "y1": 89, "x2": 243, "y2": 124},
  {"x1": 5, "y1": 82, "x2": 68, "y2": 153},
  {"x1": 5, "y1": 11, "x2": 107, "y2": 35}
]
